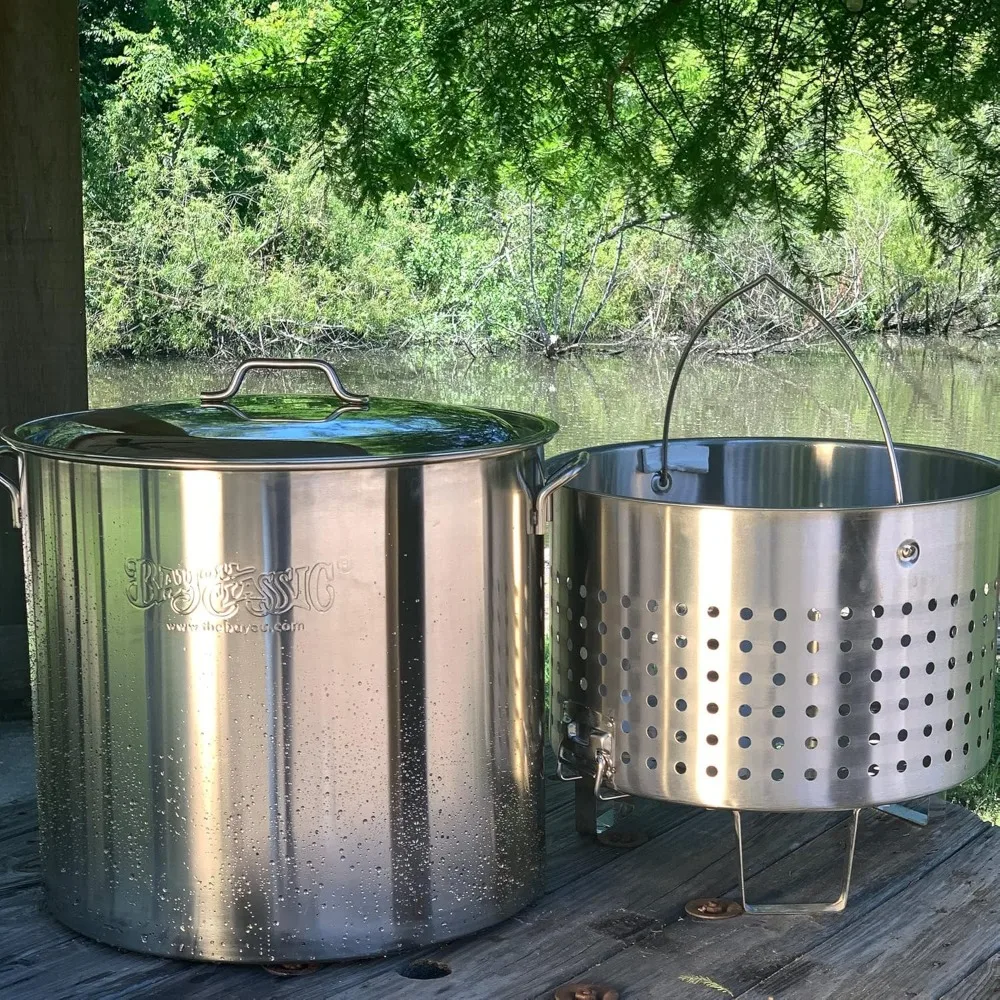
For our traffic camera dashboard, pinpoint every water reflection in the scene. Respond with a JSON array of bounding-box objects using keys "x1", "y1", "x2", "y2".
[{"x1": 88, "y1": 346, "x2": 1000, "y2": 462}]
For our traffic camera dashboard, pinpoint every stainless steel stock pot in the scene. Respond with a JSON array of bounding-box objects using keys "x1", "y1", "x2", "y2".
[{"x1": 0, "y1": 358, "x2": 585, "y2": 962}]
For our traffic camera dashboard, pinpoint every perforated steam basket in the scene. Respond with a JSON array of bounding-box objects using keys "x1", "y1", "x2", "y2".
[{"x1": 551, "y1": 277, "x2": 1000, "y2": 821}]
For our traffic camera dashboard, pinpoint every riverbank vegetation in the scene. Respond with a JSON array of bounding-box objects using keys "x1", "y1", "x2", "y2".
[{"x1": 82, "y1": 2, "x2": 1000, "y2": 360}]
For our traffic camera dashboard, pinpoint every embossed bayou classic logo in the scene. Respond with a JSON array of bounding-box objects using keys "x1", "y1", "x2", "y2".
[{"x1": 124, "y1": 558, "x2": 335, "y2": 619}]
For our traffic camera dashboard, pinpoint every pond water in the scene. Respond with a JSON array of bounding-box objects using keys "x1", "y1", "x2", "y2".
[{"x1": 88, "y1": 344, "x2": 1000, "y2": 462}]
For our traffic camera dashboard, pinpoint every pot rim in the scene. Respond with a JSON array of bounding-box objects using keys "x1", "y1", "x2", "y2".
[{"x1": 548, "y1": 435, "x2": 1000, "y2": 513}]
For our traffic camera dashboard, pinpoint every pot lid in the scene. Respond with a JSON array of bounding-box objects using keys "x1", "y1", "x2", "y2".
[{"x1": 6, "y1": 359, "x2": 557, "y2": 466}]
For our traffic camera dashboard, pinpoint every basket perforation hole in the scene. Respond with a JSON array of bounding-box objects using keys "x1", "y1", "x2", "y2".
[
  {"x1": 621, "y1": 595, "x2": 632, "y2": 609},
  {"x1": 772, "y1": 706, "x2": 785, "y2": 718},
  {"x1": 621, "y1": 720, "x2": 631, "y2": 733},
  {"x1": 675, "y1": 666, "x2": 687, "y2": 680},
  {"x1": 673, "y1": 602, "x2": 686, "y2": 615},
  {"x1": 899, "y1": 666, "x2": 910, "y2": 679},
  {"x1": 675, "y1": 699, "x2": 687, "y2": 712},
  {"x1": 740, "y1": 640, "x2": 753, "y2": 653},
  {"x1": 774, "y1": 608, "x2": 787, "y2": 621},
  {"x1": 646, "y1": 662, "x2": 657, "y2": 676},
  {"x1": 902, "y1": 602, "x2": 913, "y2": 615},
  {"x1": 805, "y1": 737, "x2": 819, "y2": 749},
  {"x1": 773, "y1": 641, "x2": 787, "y2": 654},
  {"x1": 805, "y1": 705, "x2": 819, "y2": 718},
  {"x1": 840, "y1": 606, "x2": 853, "y2": 620},
  {"x1": 675, "y1": 635, "x2": 688, "y2": 648},
  {"x1": 869, "y1": 764, "x2": 880, "y2": 776},
  {"x1": 707, "y1": 606, "x2": 719, "y2": 618},
  {"x1": 869, "y1": 732, "x2": 880, "y2": 745},
  {"x1": 739, "y1": 735, "x2": 752, "y2": 748},
  {"x1": 646, "y1": 757, "x2": 657, "y2": 770},
  {"x1": 706, "y1": 734, "x2": 719, "y2": 746},
  {"x1": 740, "y1": 607, "x2": 754, "y2": 621},
  {"x1": 706, "y1": 765, "x2": 718, "y2": 777},
  {"x1": 707, "y1": 638, "x2": 719, "y2": 651},
  {"x1": 901, "y1": 634, "x2": 911, "y2": 647},
  {"x1": 707, "y1": 702, "x2": 720, "y2": 714},
  {"x1": 838, "y1": 735, "x2": 850, "y2": 748},
  {"x1": 647, "y1": 694, "x2": 658, "y2": 708},
  {"x1": 927, "y1": 631, "x2": 936, "y2": 643},
  {"x1": 951, "y1": 594, "x2": 959, "y2": 607},
  {"x1": 807, "y1": 608, "x2": 822, "y2": 622},
  {"x1": 897, "y1": 760, "x2": 907, "y2": 772},
  {"x1": 899, "y1": 697, "x2": 909, "y2": 711},
  {"x1": 928, "y1": 598, "x2": 938, "y2": 611},
  {"x1": 621, "y1": 657, "x2": 631, "y2": 671},
  {"x1": 771, "y1": 768, "x2": 784, "y2": 781},
  {"x1": 621, "y1": 751, "x2": 631, "y2": 764},
  {"x1": 807, "y1": 672, "x2": 820, "y2": 686},
  {"x1": 804, "y1": 768, "x2": 817, "y2": 781},
  {"x1": 872, "y1": 638, "x2": 884, "y2": 651},
  {"x1": 898, "y1": 728, "x2": 908, "y2": 742},
  {"x1": 675, "y1": 761, "x2": 687, "y2": 774},
  {"x1": 838, "y1": 767, "x2": 850, "y2": 779},
  {"x1": 923, "y1": 723, "x2": 933, "y2": 737},
  {"x1": 738, "y1": 767, "x2": 751, "y2": 780},
  {"x1": 840, "y1": 671, "x2": 852, "y2": 684},
  {"x1": 773, "y1": 673, "x2": 786, "y2": 686},
  {"x1": 707, "y1": 670, "x2": 719, "y2": 682},
  {"x1": 675, "y1": 730, "x2": 687, "y2": 743},
  {"x1": 873, "y1": 605, "x2": 885, "y2": 618},
  {"x1": 841, "y1": 640, "x2": 853, "y2": 652},
  {"x1": 806, "y1": 640, "x2": 820, "y2": 654},
  {"x1": 647, "y1": 599, "x2": 658, "y2": 613}
]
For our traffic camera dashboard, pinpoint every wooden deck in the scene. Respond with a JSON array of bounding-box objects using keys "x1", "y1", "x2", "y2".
[{"x1": 2, "y1": 720, "x2": 999, "y2": 999}]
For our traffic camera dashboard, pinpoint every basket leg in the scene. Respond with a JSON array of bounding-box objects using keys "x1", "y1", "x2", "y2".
[
  {"x1": 877, "y1": 798, "x2": 931, "y2": 827},
  {"x1": 733, "y1": 808, "x2": 861, "y2": 915},
  {"x1": 575, "y1": 780, "x2": 598, "y2": 836}
]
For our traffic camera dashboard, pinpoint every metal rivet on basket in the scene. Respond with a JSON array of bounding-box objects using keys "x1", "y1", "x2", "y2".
[{"x1": 897, "y1": 539, "x2": 920, "y2": 565}]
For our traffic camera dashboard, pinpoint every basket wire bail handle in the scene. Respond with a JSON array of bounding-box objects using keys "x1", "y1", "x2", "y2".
[{"x1": 654, "y1": 273, "x2": 904, "y2": 506}]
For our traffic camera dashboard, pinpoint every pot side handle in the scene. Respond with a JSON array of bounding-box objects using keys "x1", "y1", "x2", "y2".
[
  {"x1": 531, "y1": 452, "x2": 588, "y2": 534},
  {"x1": 0, "y1": 446, "x2": 21, "y2": 529}
]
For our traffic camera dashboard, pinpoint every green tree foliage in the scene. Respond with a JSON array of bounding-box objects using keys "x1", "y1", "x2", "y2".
[{"x1": 179, "y1": 0, "x2": 1000, "y2": 243}]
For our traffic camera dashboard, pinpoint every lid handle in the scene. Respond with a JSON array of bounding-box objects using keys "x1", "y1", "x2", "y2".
[
  {"x1": 200, "y1": 359, "x2": 368, "y2": 407},
  {"x1": 656, "y1": 274, "x2": 904, "y2": 505}
]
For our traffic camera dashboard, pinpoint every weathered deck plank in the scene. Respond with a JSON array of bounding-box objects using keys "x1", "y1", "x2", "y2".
[
  {"x1": 940, "y1": 949, "x2": 1000, "y2": 999},
  {"x1": 2, "y1": 724, "x2": 997, "y2": 1000},
  {"x1": 555, "y1": 802, "x2": 989, "y2": 1000},
  {"x1": 735, "y1": 825, "x2": 1000, "y2": 1000}
]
